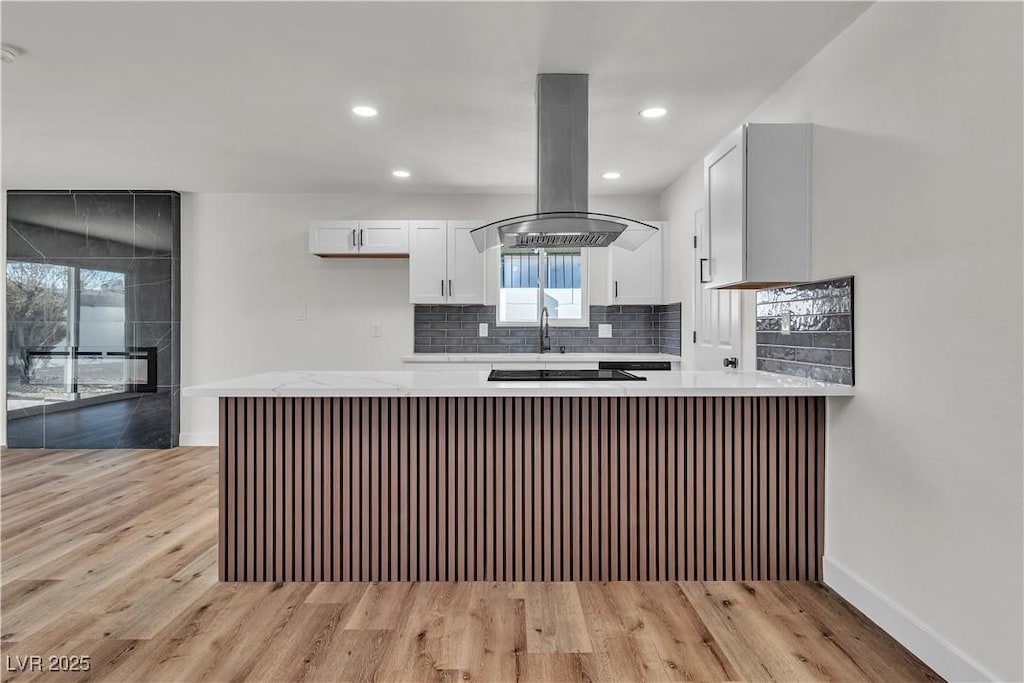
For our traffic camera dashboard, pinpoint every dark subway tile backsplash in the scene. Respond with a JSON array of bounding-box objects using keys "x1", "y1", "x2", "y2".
[
  {"x1": 413, "y1": 303, "x2": 682, "y2": 355},
  {"x1": 755, "y1": 277, "x2": 854, "y2": 385}
]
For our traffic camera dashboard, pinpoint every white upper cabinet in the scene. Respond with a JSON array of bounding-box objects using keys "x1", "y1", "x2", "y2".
[
  {"x1": 702, "y1": 123, "x2": 811, "y2": 289},
  {"x1": 309, "y1": 220, "x2": 359, "y2": 256},
  {"x1": 357, "y1": 220, "x2": 410, "y2": 254},
  {"x1": 609, "y1": 222, "x2": 663, "y2": 305},
  {"x1": 408, "y1": 221, "x2": 448, "y2": 303},
  {"x1": 409, "y1": 221, "x2": 486, "y2": 304},
  {"x1": 445, "y1": 221, "x2": 487, "y2": 304},
  {"x1": 309, "y1": 220, "x2": 409, "y2": 256}
]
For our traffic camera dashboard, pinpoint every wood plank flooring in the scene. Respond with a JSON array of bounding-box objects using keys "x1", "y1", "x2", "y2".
[{"x1": 1, "y1": 447, "x2": 941, "y2": 682}]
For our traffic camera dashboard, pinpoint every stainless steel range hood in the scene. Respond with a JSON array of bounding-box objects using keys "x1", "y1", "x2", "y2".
[{"x1": 470, "y1": 74, "x2": 658, "y2": 252}]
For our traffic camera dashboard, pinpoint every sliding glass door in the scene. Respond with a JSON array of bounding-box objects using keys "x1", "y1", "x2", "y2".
[
  {"x1": 76, "y1": 267, "x2": 128, "y2": 399},
  {"x1": 6, "y1": 261, "x2": 128, "y2": 409}
]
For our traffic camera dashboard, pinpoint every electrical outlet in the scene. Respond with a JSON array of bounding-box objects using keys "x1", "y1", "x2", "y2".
[
  {"x1": 781, "y1": 310, "x2": 792, "y2": 335},
  {"x1": 479, "y1": 323, "x2": 488, "y2": 337},
  {"x1": 371, "y1": 323, "x2": 382, "y2": 337},
  {"x1": 598, "y1": 324, "x2": 612, "y2": 338},
  {"x1": 296, "y1": 306, "x2": 307, "y2": 322}
]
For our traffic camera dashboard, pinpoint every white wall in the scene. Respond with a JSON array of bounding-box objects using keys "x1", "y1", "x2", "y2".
[
  {"x1": 661, "y1": 3, "x2": 1023, "y2": 680},
  {"x1": 180, "y1": 192, "x2": 659, "y2": 444}
]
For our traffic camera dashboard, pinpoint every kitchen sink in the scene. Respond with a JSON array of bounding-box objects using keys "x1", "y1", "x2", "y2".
[{"x1": 487, "y1": 369, "x2": 646, "y2": 382}]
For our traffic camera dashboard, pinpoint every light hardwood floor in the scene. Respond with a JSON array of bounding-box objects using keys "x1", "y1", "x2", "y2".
[{"x1": 1, "y1": 447, "x2": 940, "y2": 682}]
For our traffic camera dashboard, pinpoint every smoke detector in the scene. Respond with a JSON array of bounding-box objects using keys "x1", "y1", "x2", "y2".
[{"x1": 1, "y1": 45, "x2": 20, "y2": 64}]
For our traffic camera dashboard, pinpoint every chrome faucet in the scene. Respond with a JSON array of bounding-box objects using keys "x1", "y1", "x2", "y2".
[{"x1": 539, "y1": 306, "x2": 551, "y2": 353}]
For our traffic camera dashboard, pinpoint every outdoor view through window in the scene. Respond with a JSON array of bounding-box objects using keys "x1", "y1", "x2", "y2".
[
  {"x1": 498, "y1": 247, "x2": 586, "y2": 325},
  {"x1": 6, "y1": 262, "x2": 128, "y2": 409}
]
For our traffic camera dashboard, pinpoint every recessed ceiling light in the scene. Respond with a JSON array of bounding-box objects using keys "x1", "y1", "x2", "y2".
[
  {"x1": 392, "y1": 169, "x2": 411, "y2": 178},
  {"x1": 352, "y1": 105, "x2": 378, "y2": 117},
  {"x1": 639, "y1": 107, "x2": 667, "y2": 119},
  {"x1": 602, "y1": 171, "x2": 622, "y2": 180}
]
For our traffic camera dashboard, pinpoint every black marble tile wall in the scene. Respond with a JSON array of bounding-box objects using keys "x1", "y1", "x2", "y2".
[
  {"x1": 755, "y1": 277, "x2": 854, "y2": 385},
  {"x1": 414, "y1": 303, "x2": 683, "y2": 355},
  {"x1": 6, "y1": 190, "x2": 181, "y2": 448}
]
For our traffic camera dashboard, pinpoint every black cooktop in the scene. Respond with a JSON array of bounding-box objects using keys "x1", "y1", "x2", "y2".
[{"x1": 487, "y1": 369, "x2": 646, "y2": 382}]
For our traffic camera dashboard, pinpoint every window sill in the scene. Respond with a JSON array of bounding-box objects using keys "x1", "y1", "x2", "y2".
[{"x1": 495, "y1": 319, "x2": 591, "y2": 329}]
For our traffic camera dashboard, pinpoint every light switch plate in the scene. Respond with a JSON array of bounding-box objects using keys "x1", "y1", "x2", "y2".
[
  {"x1": 598, "y1": 324, "x2": 612, "y2": 338},
  {"x1": 479, "y1": 323, "x2": 488, "y2": 337}
]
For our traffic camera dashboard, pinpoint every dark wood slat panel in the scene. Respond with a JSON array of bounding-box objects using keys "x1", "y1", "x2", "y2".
[
  {"x1": 220, "y1": 397, "x2": 229, "y2": 582},
  {"x1": 219, "y1": 396, "x2": 826, "y2": 582}
]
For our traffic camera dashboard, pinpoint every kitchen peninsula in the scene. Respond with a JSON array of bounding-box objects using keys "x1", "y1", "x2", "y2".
[{"x1": 185, "y1": 370, "x2": 852, "y2": 584}]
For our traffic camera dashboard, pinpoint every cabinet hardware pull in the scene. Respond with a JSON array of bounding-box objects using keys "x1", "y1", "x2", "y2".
[
  {"x1": 352, "y1": 230, "x2": 357, "y2": 248},
  {"x1": 614, "y1": 281, "x2": 618, "y2": 298},
  {"x1": 448, "y1": 279, "x2": 452, "y2": 297},
  {"x1": 441, "y1": 279, "x2": 445, "y2": 297},
  {"x1": 359, "y1": 229, "x2": 365, "y2": 247},
  {"x1": 699, "y1": 258, "x2": 711, "y2": 283}
]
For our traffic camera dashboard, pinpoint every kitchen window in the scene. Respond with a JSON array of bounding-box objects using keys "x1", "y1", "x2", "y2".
[{"x1": 497, "y1": 247, "x2": 588, "y2": 326}]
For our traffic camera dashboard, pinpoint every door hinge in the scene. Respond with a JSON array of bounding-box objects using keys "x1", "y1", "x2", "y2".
[
  {"x1": 692, "y1": 331, "x2": 697, "y2": 343},
  {"x1": 693, "y1": 235, "x2": 698, "y2": 249}
]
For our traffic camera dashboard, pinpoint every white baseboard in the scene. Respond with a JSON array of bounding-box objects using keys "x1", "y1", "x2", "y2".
[
  {"x1": 179, "y1": 432, "x2": 218, "y2": 447},
  {"x1": 823, "y1": 556, "x2": 996, "y2": 682}
]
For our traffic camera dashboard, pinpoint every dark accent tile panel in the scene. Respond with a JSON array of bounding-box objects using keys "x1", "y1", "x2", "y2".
[
  {"x1": 6, "y1": 190, "x2": 182, "y2": 446},
  {"x1": 413, "y1": 302, "x2": 683, "y2": 356},
  {"x1": 133, "y1": 192, "x2": 177, "y2": 257},
  {"x1": 4, "y1": 410, "x2": 44, "y2": 448},
  {"x1": 755, "y1": 277, "x2": 854, "y2": 385},
  {"x1": 7, "y1": 193, "x2": 134, "y2": 259}
]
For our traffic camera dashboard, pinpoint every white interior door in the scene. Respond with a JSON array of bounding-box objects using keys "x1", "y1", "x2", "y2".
[{"x1": 693, "y1": 207, "x2": 743, "y2": 370}]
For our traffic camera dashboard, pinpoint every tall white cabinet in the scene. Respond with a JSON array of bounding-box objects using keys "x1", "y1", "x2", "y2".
[
  {"x1": 608, "y1": 222, "x2": 663, "y2": 305},
  {"x1": 702, "y1": 123, "x2": 811, "y2": 289},
  {"x1": 409, "y1": 220, "x2": 486, "y2": 304}
]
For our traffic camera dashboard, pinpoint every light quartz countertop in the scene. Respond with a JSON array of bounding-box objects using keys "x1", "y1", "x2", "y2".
[
  {"x1": 183, "y1": 370, "x2": 854, "y2": 398},
  {"x1": 401, "y1": 353, "x2": 682, "y2": 363}
]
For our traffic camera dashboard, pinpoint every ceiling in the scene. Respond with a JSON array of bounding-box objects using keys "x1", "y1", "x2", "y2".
[{"x1": 1, "y1": 2, "x2": 870, "y2": 195}]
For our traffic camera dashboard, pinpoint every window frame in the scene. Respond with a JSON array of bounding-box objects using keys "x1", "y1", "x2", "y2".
[{"x1": 495, "y1": 247, "x2": 590, "y2": 328}]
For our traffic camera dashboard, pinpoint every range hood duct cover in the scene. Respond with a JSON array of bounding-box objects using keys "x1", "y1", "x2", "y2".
[
  {"x1": 471, "y1": 74, "x2": 657, "y2": 252},
  {"x1": 537, "y1": 73, "x2": 589, "y2": 214}
]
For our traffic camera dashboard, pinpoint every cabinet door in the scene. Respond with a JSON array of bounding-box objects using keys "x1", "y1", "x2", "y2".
[
  {"x1": 409, "y1": 221, "x2": 448, "y2": 303},
  {"x1": 446, "y1": 221, "x2": 486, "y2": 304},
  {"x1": 357, "y1": 220, "x2": 409, "y2": 254},
  {"x1": 609, "y1": 223, "x2": 663, "y2": 304},
  {"x1": 309, "y1": 220, "x2": 359, "y2": 255},
  {"x1": 704, "y1": 125, "x2": 746, "y2": 287}
]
